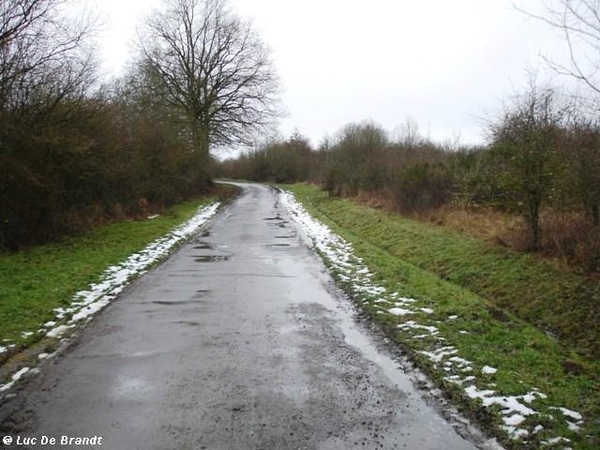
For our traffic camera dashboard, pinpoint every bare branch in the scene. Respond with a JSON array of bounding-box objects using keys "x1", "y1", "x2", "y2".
[
  {"x1": 517, "y1": 0, "x2": 600, "y2": 94},
  {"x1": 0, "y1": 0, "x2": 98, "y2": 115}
]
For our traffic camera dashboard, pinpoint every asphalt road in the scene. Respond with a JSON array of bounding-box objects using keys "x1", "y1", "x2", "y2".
[{"x1": 0, "y1": 183, "x2": 483, "y2": 449}]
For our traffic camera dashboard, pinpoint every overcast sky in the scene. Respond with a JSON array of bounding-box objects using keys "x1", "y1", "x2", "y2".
[{"x1": 90, "y1": 0, "x2": 571, "y2": 149}]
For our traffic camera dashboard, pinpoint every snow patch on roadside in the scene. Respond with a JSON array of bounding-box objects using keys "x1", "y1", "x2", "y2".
[
  {"x1": 388, "y1": 307, "x2": 413, "y2": 316},
  {"x1": 48, "y1": 202, "x2": 220, "y2": 333},
  {"x1": 279, "y1": 189, "x2": 584, "y2": 448},
  {"x1": 0, "y1": 367, "x2": 30, "y2": 393},
  {"x1": 46, "y1": 324, "x2": 74, "y2": 339},
  {"x1": 482, "y1": 365, "x2": 498, "y2": 375}
]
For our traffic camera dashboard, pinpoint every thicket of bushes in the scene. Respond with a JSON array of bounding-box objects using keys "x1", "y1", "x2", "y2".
[
  {"x1": 1, "y1": 0, "x2": 259, "y2": 250},
  {"x1": 218, "y1": 132, "x2": 313, "y2": 184},
  {"x1": 220, "y1": 89, "x2": 600, "y2": 272},
  {"x1": 0, "y1": 77, "x2": 213, "y2": 249}
]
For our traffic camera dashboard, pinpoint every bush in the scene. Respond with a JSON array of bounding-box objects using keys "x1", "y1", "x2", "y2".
[
  {"x1": 541, "y1": 212, "x2": 600, "y2": 271},
  {"x1": 389, "y1": 163, "x2": 454, "y2": 214}
]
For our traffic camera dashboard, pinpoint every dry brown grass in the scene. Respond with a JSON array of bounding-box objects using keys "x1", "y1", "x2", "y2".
[
  {"x1": 424, "y1": 207, "x2": 524, "y2": 244},
  {"x1": 355, "y1": 191, "x2": 397, "y2": 211},
  {"x1": 540, "y1": 212, "x2": 600, "y2": 273},
  {"x1": 428, "y1": 207, "x2": 600, "y2": 273},
  {"x1": 355, "y1": 190, "x2": 600, "y2": 274}
]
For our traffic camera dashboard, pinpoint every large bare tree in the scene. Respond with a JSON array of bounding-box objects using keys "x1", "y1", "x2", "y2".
[{"x1": 139, "y1": 0, "x2": 279, "y2": 169}]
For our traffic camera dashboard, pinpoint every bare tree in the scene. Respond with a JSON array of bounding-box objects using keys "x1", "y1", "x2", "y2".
[
  {"x1": 139, "y1": 0, "x2": 279, "y2": 171},
  {"x1": 0, "y1": 0, "x2": 97, "y2": 116},
  {"x1": 393, "y1": 116, "x2": 422, "y2": 150},
  {"x1": 488, "y1": 84, "x2": 568, "y2": 250},
  {"x1": 518, "y1": 1, "x2": 600, "y2": 95}
]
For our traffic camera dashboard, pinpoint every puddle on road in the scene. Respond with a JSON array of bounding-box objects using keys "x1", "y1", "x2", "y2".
[
  {"x1": 193, "y1": 255, "x2": 230, "y2": 263},
  {"x1": 152, "y1": 300, "x2": 203, "y2": 306},
  {"x1": 193, "y1": 242, "x2": 213, "y2": 250},
  {"x1": 265, "y1": 243, "x2": 291, "y2": 248},
  {"x1": 263, "y1": 215, "x2": 290, "y2": 229},
  {"x1": 175, "y1": 320, "x2": 201, "y2": 327},
  {"x1": 110, "y1": 374, "x2": 151, "y2": 399}
]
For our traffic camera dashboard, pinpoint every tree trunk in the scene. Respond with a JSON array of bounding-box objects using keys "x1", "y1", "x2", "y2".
[
  {"x1": 528, "y1": 197, "x2": 541, "y2": 251},
  {"x1": 191, "y1": 119, "x2": 212, "y2": 190}
]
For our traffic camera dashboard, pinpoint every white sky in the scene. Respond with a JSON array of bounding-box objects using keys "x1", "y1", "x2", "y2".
[{"x1": 90, "y1": 0, "x2": 572, "y2": 148}]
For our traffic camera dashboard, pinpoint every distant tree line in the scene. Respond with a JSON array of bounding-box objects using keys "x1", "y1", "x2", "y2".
[
  {"x1": 0, "y1": 0, "x2": 277, "y2": 249},
  {"x1": 220, "y1": 86, "x2": 600, "y2": 271}
]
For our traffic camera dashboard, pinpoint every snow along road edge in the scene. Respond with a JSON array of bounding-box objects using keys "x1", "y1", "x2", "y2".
[
  {"x1": 0, "y1": 201, "x2": 221, "y2": 394},
  {"x1": 278, "y1": 189, "x2": 583, "y2": 450}
]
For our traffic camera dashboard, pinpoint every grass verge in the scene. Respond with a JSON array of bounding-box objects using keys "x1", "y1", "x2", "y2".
[
  {"x1": 0, "y1": 184, "x2": 237, "y2": 362},
  {"x1": 283, "y1": 183, "x2": 599, "y2": 450}
]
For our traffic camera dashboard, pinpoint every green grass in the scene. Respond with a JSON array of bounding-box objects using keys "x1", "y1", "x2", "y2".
[
  {"x1": 0, "y1": 185, "x2": 235, "y2": 355},
  {"x1": 283, "y1": 183, "x2": 599, "y2": 449},
  {"x1": 287, "y1": 184, "x2": 600, "y2": 359}
]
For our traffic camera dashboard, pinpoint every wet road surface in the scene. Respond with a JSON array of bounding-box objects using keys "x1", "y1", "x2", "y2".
[{"x1": 0, "y1": 183, "x2": 482, "y2": 449}]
